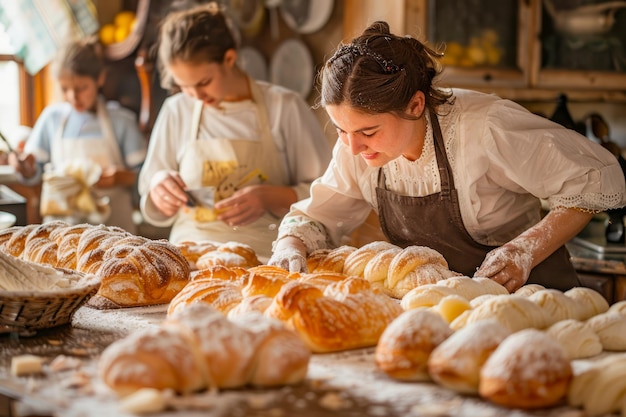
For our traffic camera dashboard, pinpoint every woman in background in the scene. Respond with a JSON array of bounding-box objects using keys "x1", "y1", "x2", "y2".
[
  {"x1": 269, "y1": 21, "x2": 626, "y2": 292},
  {"x1": 10, "y1": 37, "x2": 147, "y2": 233},
  {"x1": 138, "y1": 3, "x2": 331, "y2": 259}
]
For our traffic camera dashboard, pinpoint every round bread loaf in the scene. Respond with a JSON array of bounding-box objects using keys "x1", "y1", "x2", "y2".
[
  {"x1": 479, "y1": 328, "x2": 572, "y2": 409},
  {"x1": 546, "y1": 319, "x2": 602, "y2": 359},
  {"x1": 608, "y1": 300, "x2": 626, "y2": 316},
  {"x1": 528, "y1": 289, "x2": 579, "y2": 327},
  {"x1": 428, "y1": 320, "x2": 511, "y2": 394},
  {"x1": 343, "y1": 241, "x2": 398, "y2": 278},
  {"x1": 564, "y1": 287, "x2": 609, "y2": 320},
  {"x1": 514, "y1": 283, "x2": 546, "y2": 297},
  {"x1": 375, "y1": 308, "x2": 452, "y2": 381},
  {"x1": 585, "y1": 312, "x2": 626, "y2": 351}
]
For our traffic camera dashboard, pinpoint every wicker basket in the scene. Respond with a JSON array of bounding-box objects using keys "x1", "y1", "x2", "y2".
[{"x1": 0, "y1": 270, "x2": 100, "y2": 333}]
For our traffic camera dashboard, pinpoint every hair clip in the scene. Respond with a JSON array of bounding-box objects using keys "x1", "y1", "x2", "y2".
[{"x1": 329, "y1": 43, "x2": 402, "y2": 74}]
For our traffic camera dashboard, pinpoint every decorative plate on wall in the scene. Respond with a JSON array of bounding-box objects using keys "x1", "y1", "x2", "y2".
[
  {"x1": 280, "y1": 0, "x2": 334, "y2": 34},
  {"x1": 270, "y1": 38, "x2": 314, "y2": 98},
  {"x1": 237, "y1": 46, "x2": 268, "y2": 81}
]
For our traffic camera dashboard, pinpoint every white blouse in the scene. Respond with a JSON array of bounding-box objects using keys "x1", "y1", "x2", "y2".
[{"x1": 277, "y1": 89, "x2": 626, "y2": 252}]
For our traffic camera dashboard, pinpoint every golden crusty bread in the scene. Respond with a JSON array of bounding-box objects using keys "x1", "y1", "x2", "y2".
[
  {"x1": 99, "y1": 303, "x2": 311, "y2": 396},
  {"x1": 375, "y1": 308, "x2": 453, "y2": 381},
  {"x1": 89, "y1": 237, "x2": 191, "y2": 309},
  {"x1": 167, "y1": 277, "x2": 244, "y2": 317},
  {"x1": 309, "y1": 243, "x2": 461, "y2": 299},
  {"x1": 479, "y1": 329, "x2": 572, "y2": 409},
  {"x1": 175, "y1": 240, "x2": 221, "y2": 270},
  {"x1": 265, "y1": 276, "x2": 403, "y2": 353},
  {"x1": 427, "y1": 320, "x2": 511, "y2": 394}
]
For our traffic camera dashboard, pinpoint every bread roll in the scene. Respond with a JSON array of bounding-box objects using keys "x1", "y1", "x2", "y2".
[
  {"x1": 389, "y1": 263, "x2": 460, "y2": 299},
  {"x1": 546, "y1": 319, "x2": 602, "y2": 359},
  {"x1": 0, "y1": 224, "x2": 37, "y2": 257},
  {"x1": 297, "y1": 272, "x2": 348, "y2": 289},
  {"x1": 215, "y1": 241, "x2": 261, "y2": 268},
  {"x1": 343, "y1": 241, "x2": 398, "y2": 277},
  {"x1": 514, "y1": 283, "x2": 545, "y2": 297},
  {"x1": 241, "y1": 267, "x2": 293, "y2": 298},
  {"x1": 564, "y1": 287, "x2": 609, "y2": 320},
  {"x1": 469, "y1": 294, "x2": 496, "y2": 308},
  {"x1": 400, "y1": 284, "x2": 459, "y2": 310},
  {"x1": 452, "y1": 295, "x2": 547, "y2": 332},
  {"x1": 167, "y1": 278, "x2": 243, "y2": 316},
  {"x1": 192, "y1": 265, "x2": 248, "y2": 281},
  {"x1": 362, "y1": 247, "x2": 402, "y2": 286},
  {"x1": 75, "y1": 224, "x2": 130, "y2": 274},
  {"x1": 438, "y1": 276, "x2": 508, "y2": 299},
  {"x1": 305, "y1": 249, "x2": 331, "y2": 272},
  {"x1": 387, "y1": 246, "x2": 448, "y2": 289},
  {"x1": 567, "y1": 354, "x2": 626, "y2": 416},
  {"x1": 428, "y1": 320, "x2": 511, "y2": 394},
  {"x1": 608, "y1": 300, "x2": 626, "y2": 316},
  {"x1": 375, "y1": 309, "x2": 452, "y2": 381},
  {"x1": 528, "y1": 289, "x2": 579, "y2": 327},
  {"x1": 227, "y1": 294, "x2": 273, "y2": 318},
  {"x1": 311, "y1": 245, "x2": 357, "y2": 273},
  {"x1": 265, "y1": 277, "x2": 402, "y2": 353},
  {"x1": 99, "y1": 303, "x2": 310, "y2": 396},
  {"x1": 51, "y1": 223, "x2": 92, "y2": 269},
  {"x1": 196, "y1": 250, "x2": 249, "y2": 269},
  {"x1": 90, "y1": 237, "x2": 191, "y2": 309},
  {"x1": 479, "y1": 328, "x2": 572, "y2": 409},
  {"x1": 585, "y1": 312, "x2": 626, "y2": 351},
  {"x1": 175, "y1": 240, "x2": 220, "y2": 270},
  {"x1": 432, "y1": 294, "x2": 471, "y2": 323}
]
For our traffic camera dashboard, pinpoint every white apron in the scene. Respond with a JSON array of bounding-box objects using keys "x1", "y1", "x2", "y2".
[
  {"x1": 170, "y1": 78, "x2": 287, "y2": 259},
  {"x1": 49, "y1": 98, "x2": 136, "y2": 233}
]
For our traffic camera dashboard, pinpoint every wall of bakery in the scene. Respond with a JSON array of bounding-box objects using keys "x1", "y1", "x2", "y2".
[{"x1": 92, "y1": 0, "x2": 626, "y2": 148}]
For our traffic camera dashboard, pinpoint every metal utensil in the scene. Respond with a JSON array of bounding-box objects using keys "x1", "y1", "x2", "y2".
[
  {"x1": 0, "y1": 130, "x2": 14, "y2": 153},
  {"x1": 184, "y1": 186, "x2": 216, "y2": 208}
]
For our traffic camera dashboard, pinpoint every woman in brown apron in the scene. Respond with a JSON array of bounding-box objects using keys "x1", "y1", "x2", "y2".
[{"x1": 269, "y1": 21, "x2": 626, "y2": 293}]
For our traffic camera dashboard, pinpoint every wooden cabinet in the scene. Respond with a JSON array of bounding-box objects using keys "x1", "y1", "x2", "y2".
[{"x1": 402, "y1": 0, "x2": 626, "y2": 102}]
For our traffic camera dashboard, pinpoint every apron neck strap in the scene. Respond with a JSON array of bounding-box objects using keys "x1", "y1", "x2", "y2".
[{"x1": 429, "y1": 108, "x2": 454, "y2": 197}]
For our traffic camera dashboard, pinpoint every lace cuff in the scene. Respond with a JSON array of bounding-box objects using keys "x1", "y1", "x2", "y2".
[
  {"x1": 547, "y1": 192, "x2": 625, "y2": 213},
  {"x1": 273, "y1": 215, "x2": 331, "y2": 253}
]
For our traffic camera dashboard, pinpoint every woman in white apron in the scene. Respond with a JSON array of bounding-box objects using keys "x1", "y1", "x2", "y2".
[
  {"x1": 10, "y1": 38, "x2": 147, "y2": 233},
  {"x1": 138, "y1": 4, "x2": 331, "y2": 259}
]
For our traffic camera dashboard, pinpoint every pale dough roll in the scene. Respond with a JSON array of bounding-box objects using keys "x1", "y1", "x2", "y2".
[
  {"x1": 363, "y1": 247, "x2": 402, "y2": 284},
  {"x1": 568, "y1": 354, "x2": 626, "y2": 416},
  {"x1": 564, "y1": 287, "x2": 609, "y2": 320},
  {"x1": 456, "y1": 295, "x2": 547, "y2": 332},
  {"x1": 469, "y1": 294, "x2": 497, "y2": 308},
  {"x1": 312, "y1": 245, "x2": 357, "y2": 273},
  {"x1": 375, "y1": 309, "x2": 453, "y2": 381},
  {"x1": 432, "y1": 294, "x2": 471, "y2": 324},
  {"x1": 400, "y1": 284, "x2": 459, "y2": 311},
  {"x1": 514, "y1": 283, "x2": 546, "y2": 297},
  {"x1": 387, "y1": 246, "x2": 448, "y2": 289},
  {"x1": 437, "y1": 276, "x2": 507, "y2": 300},
  {"x1": 546, "y1": 319, "x2": 603, "y2": 359},
  {"x1": 479, "y1": 328, "x2": 572, "y2": 409},
  {"x1": 343, "y1": 241, "x2": 398, "y2": 278},
  {"x1": 427, "y1": 319, "x2": 511, "y2": 394},
  {"x1": 608, "y1": 300, "x2": 626, "y2": 316},
  {"x1": 585, "y1": 312, "x2": 626, "y2": 351},
  {"x1": 528, "y1": 289, "x2": 579, "y2": 327}
]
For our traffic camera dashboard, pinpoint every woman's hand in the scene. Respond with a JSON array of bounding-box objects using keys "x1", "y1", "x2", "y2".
[
  {"x1": 215, "y1": 185, "x2": 267, "y2": 227},
  {"x1": 215, "y1": 184, "x2": 297, "y2": 227},
  {"x1": 148, "y1": 171, "x2": 188, "y2": 217},
  {"x1": 474, "y1": 241, "x2": 533, "y2": 293},
  {"x1": 268, "y1": 236, "x2": 308, "y2": 272},
  {"x1": 7, "y1": 152, "x2": 36, "y2": 179}
]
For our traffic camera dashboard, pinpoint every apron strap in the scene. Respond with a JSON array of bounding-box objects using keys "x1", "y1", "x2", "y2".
[
  {"x1": 429, "y1": 109, "x2": 454, "y2": 199},
  {"x1": 191, "y1": 100, "x2": 204, "y2": 142}
]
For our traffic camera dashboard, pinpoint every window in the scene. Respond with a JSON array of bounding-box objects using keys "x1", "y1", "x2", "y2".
[{"x1": 0, "y1": 23, "x2": 20, "y2": 130}]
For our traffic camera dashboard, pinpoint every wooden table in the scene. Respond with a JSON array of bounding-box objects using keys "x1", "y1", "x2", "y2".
[{"x1": 0, "y1": 305, "x2": 597, "y2": 417}]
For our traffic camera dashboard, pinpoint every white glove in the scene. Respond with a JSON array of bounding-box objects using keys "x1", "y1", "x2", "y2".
[{"x1": 268, "y1": 249, "x2": 308, "y2": 273}]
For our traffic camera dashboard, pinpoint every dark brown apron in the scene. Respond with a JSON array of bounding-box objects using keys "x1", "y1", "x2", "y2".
[{"x1": 375, "y1": 110, "x2": 580, "y2": 291}]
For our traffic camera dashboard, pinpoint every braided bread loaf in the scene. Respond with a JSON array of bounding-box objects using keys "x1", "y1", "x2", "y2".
[
  {"x1": 0, "y1": 222, "x2": 191, "y2": 309},
  {"x1": 265, "y1": 276, "x2": 403, "y2": 353},
  {"x1": 309, "y1": 242, "x2": 461, "y2": 298},
  {"x1": 98, "y1": 303, "x2": 311, "y2": 396}
]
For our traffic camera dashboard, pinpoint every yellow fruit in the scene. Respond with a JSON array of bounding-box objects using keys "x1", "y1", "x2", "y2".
[
  {"x1": 99, "y1": 24, "x2": 116, "y2": 46},
  {"x1": 481, "y1": 29, "x2": 499, "y2": 45},
  {"x1": 444, "y1": 41, "x2": 464, "y2": 59},
  {"x1": 114, "y1": 11, "x2": 136, "y2": 28},
  {"x1": 485, "y1": 45, "x2": 503, "y2": 66},
  {"x1": 114, "y1": 25, "x2": 130, "y2": 43},
  {"x1": 466, "y1": 45, "x2": 487, "y2": 66}
]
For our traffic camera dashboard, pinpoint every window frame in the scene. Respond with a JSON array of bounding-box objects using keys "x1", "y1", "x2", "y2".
[{"x1": 0, "y1": 53, "x2": 45, "y2": 127}]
